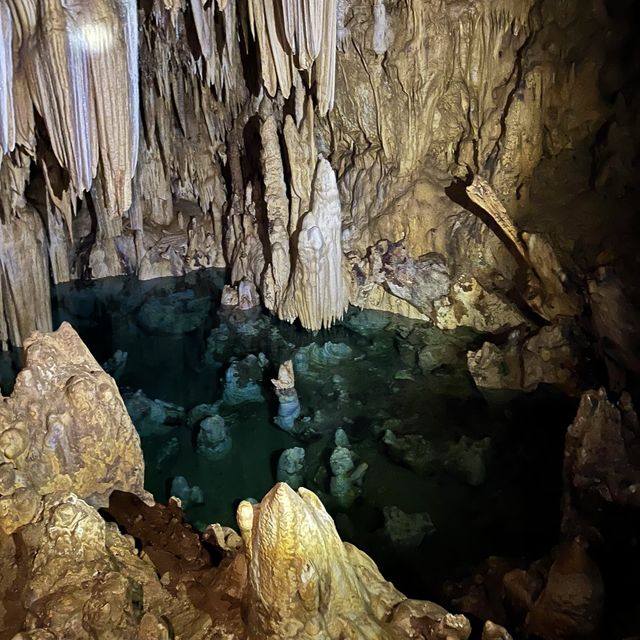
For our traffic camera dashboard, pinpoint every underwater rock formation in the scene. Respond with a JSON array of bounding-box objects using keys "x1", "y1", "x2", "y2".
[
  {"x1": 196, "y1": 414, "x2": 231, "y2": 461},
  {"x1": 329, "y1": 445, "x2": 368, "y2": 509},
  {"x1": 102, "y1": 349, "x2": 128, "y2": 381},
  {"x1": 170, "y1": 474, "x2": 204, "y2": 509},
  {"x1": 383, "y1": 430, "x2": 436, "y2": 475},
  {"x1": 271, "y1": 360, "x2": 301, "y2": 433},
  {"x1": 383, "y1": 505, "x2": 436, "y2": 550},
  {"x1": 445, "y1": 436, "x2": 492, "y2": 487},
  {"x1": 0, "y1": 322, "x2": 149, "y2": 534},
  {"x1": 137, "y1": 290, "x2": 211, "y2": 335},
  {"x1": 276, "y1": 446, "x2": 306, "y2": 490},
  {"x1": 222, "y1": 354, "x2": 267, "y2": 405},
  {"x1": 124, "y1": 389, "x2": 185, "y2": 437}
]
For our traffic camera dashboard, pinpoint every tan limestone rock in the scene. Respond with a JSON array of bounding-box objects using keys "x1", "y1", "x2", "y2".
[{"x1": 0, "y1": 322, "x2": 150, "y2": 534}]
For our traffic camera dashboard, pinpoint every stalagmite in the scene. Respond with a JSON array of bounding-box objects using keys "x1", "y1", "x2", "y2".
[
  {"x1": 272, "y1": 360, "x2": 301, "y2": 433},
  {"x1": 260, "y1": 111, "x2": 292, "y2": 307},
  {"x1": 286, "y1": 158, "x2": 349, "y2": 331},
  {"x1": 236, "y1": 482, "x2": 473, "y2": 639}
]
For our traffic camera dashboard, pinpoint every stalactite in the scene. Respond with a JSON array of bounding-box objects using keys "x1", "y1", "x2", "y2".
[
  {"x1": 0, "y1": 153, "x2": 52, "y2": 348},
  {"x1": 336, "y1": 0, "x2": 349, "y2": 52},
  {"x1": 283, "y1": 95, "x2": 316, "y2": 234},
  {"x1": 249, "y1": 0, "x2": 337, "y2": 115},
  {"x1": 372, "y1": 0, "x2": 388, "y2": 55},
  {"x1": 0, "y1": 0, "x2": 15, "y2": 156},
  {"x1": 314, "y1": 0, "x2": 337, "y2": 115},
  {"x1": 0, "y1": 0, "x2": 614, "y2": 348},
  {"x1": 25, "y1": 0, "x2": 138, "y2": 214}
]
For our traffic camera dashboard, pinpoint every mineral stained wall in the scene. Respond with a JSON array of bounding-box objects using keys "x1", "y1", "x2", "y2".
[{"x1": 1, "y1": 0, "x2": 634, "y2": 344}]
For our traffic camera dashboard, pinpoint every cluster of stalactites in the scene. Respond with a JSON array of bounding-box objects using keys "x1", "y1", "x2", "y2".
[
  {"x1": 248, "y1": 0, "x2": 337, "y2": 116},
  {"x1": 188, "y1": 0, "x2": 246, "y2": 111},
  {"x1": 0, "y1": 0, "x2": 139, "y2": 215}
]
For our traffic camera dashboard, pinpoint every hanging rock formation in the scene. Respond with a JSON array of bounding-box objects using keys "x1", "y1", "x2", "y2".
[{"x1": 0, "y1": 0, "x2": 629, "y2": 346}]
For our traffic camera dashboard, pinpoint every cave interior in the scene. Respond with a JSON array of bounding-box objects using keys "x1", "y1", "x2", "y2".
[{"x1": 0, "y1": 1, "x2": 639, "y2": 639}]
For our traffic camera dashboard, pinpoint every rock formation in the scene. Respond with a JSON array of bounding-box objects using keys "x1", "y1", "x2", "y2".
[
  {"x1": 0, "y1": 325, "x2": 492, "y2": 639},
  {"x1": 236, "y1": 482, "x2": 472, "y2": 640},
  {"x1": 0, "y1": 322, "x2": 149, "y2": 534},
  {"x1": 271, "y1": 360, "x2": 301, "y2": 433},
  {"x1": 0, "y1": 0, "x2": 632, "y2": 346},
  {"x1": 0, "y1": 1, "x2": 638, "y2": 637},
  {"x1": 562, "y1": 388, "x2": 640, "y2": 539}
]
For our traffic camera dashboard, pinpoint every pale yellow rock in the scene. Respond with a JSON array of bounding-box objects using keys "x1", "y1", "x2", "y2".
[
  {"x1": 236, "y1": 482, "x2": 471, "y2": 639},
  {"x1": 0, "y1": 322, "x2": 150, "y2": 533},
  {"x1": 13, "y1": 493, "x2": 212, "y2": 639}
]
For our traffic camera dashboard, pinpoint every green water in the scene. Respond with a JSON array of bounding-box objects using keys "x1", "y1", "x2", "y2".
[{"x1": 51, "y1": 268, "x2": 575, "y2": 601}]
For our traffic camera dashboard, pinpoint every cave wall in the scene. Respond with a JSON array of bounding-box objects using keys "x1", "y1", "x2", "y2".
[{"x1": 0, "y1": 0, "x2": 634, "y2": 347}]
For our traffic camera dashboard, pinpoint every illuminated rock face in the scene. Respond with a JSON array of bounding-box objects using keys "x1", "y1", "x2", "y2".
[
  {"x1": 0, "y1": 0, "x2": 625, "y2": 344},
  {"x1": 0, "y1": 322, "x2": 150, "y2": 534},
  {"x1": 5, "y1": 492, "x2": 213, "y2": 639},
  {"x1": 236, "y1": 483, "x2": 472, "y2": 640}
]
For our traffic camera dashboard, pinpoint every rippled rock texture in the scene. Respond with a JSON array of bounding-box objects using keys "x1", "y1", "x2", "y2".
[
  {"x1": 1, "y1": 0, "x2": 634, "y2": 343},
  {"x1": 0, "y1": 322, "x2": 149, "y2": 534}
]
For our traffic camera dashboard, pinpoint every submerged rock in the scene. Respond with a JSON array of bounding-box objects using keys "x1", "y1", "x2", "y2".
[
  {"x1": 222, "y1": 354, "x2": 266, "y2": 405},
  {"x1": 196, "y1": 415, "x2": 231, "y2": 460},
  {"x1": 445, "y1": 436, "x2": 492, "y2": 487},
  {"x1": 137, "y1": 290, "x2": 210, "y2": 335},
  {"x1": 272, "y1": 360, "x2": 301, "y2": 433},
  {"x1": 124, "y1": 389, "x2": 185, "y2": 437},
  {"x1": 156, "y1": 436, "x2": 180, "y2": 468},
  {"x1": 102, "y1": 349, "x2": 128, "y2": 381},
  {"x1": 276, "y1": 447, "x2": 306, "y2": 489},
  {"x1": 334, "y1": 427, "x2": 350, "y2": 447},
  {"x1": 187, "y1": 402, "x2": 222, "y2": 429},
  {"x1": 169, "y1": 475, "x2": 204, "y2": 509},
  {"x1": 296, "y1": 341, "x2": 353, "y2": 371},
  {"x1": 329, "y1": 446, "x2": 368, "y2": 509},
  {"x1": 383, "y1": 430, "x2": 437, "y2": 475},
  {"x1": 383, "y1": 505, "x2": 436, "y2": 549}
]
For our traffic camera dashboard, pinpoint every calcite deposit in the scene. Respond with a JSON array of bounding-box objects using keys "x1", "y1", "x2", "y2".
[
  {"x1": 0, "y1": 0, "x2": 634, "y2": 344},
  {"x1": 0, "y1": 325, "x2": 488, "y2": 639},
  {"x1": 0, "y1": 0, "x2": 638, "y2": 638},
  {"x1": 0, "y1": 322, "x2": 149, "y2": 534}
]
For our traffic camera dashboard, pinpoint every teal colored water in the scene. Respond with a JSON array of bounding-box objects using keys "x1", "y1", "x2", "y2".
[{"x1": 49, "y1": 268, "x2": 575, "y2": 600}]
